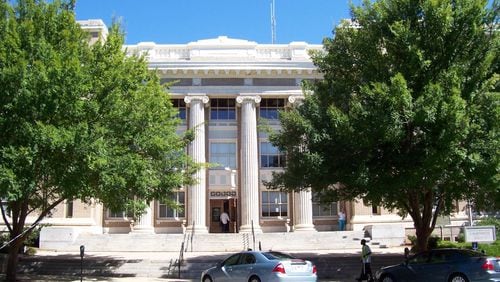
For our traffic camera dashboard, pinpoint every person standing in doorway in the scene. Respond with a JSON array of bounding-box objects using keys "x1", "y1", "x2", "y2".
[
  {"x1": 338, "y1": 208, "x2": 346, "y2": 231},
  {"x1": 356, "y1": 239, "x2": 374, "y2": 282},
  {"x1": 220, "y1": 210, "x2": 230, "y2": 233}
]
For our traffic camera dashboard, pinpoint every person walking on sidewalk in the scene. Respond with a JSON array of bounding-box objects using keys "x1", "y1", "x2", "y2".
[{"x1": 356, "y1": 239, "x2": 374, "y2": 282}]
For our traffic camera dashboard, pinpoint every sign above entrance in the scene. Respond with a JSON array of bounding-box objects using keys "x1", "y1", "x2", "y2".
[{"x1": 209, "y1": 191, "x2": 237, "y2": 199}]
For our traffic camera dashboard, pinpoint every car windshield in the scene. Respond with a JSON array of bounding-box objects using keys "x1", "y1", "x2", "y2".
[{"x1": 262, "y1": 251, "x2": 296, "y2": 260}]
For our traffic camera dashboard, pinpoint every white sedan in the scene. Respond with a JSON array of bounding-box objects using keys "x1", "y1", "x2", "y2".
[{"x1": 200, "y1": 250, "x2": 317, "y2": 282}]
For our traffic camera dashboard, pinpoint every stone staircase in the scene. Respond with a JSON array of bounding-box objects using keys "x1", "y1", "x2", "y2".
[
  {"x1": 43, "y1": 230, "x2": 368, "y2": 253},
  {"x1": 8, "y1": 231, "x2": 406, "y2": 280}
]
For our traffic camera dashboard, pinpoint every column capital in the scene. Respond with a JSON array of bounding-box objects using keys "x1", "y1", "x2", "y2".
[
  {"x1": 184, "y1": 95, "x2": 209, "y2": 105},
  {"x1": 236, "y1": 95, "x2": 261, "y2": 105}
]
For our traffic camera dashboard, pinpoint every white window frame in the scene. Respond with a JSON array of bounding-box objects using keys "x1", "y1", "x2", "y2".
[
  {"x1": 261, "y1": 191, "x2": 289, "y2": 218},
  {"x1": 209, "y1": 142, "x2": 237, "y2": 169},
  {"x1": 158, "y1": 191, "x2": 186, "y2": 219},
  {"x1": 312, "y1": 194, "x2": 338, "y2": 218},
  {"x1": 260, "y1": 141, "x2": 286, "y2": 168}
]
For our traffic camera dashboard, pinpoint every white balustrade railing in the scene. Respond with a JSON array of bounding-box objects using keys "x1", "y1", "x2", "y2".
[{"x1": 125, "y1": 42, "x2": 322, "y2": 61}]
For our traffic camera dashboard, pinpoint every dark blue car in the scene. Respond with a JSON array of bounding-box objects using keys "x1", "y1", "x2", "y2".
[{"x1": 376, "y1": 248, "x2": 500, "y2": 282}]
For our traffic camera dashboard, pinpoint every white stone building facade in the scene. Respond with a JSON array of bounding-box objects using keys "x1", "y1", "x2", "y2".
[{"x1": 9, "y1": 21, "x2": 471, "y2": 244}]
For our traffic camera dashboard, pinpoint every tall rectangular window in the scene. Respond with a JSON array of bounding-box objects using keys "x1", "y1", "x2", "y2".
[
  {"x1": 172, "y1": 99, "x2": 186, "y2": 120},
  {"x1": 210, "y1": 98, "x2": 236, "y2": 120},
  {"x1": 210, "y1": 142, "x2": 237, "y2": 169},
  {"x1": 159, "y1": 191, "x2": 185, "y2": 218},
  {"x1": 261, "y1": 191, "x2": 288, "y2": 217},
  {"x1": 259, "y1": 98, "x2": 285, "y2": 120},
  {"x1": 260, "y1": 142, "x2": 286, "y2": 168},
  {"x1": 312, "y1": 194, "x2": 338, "y2": 217}
]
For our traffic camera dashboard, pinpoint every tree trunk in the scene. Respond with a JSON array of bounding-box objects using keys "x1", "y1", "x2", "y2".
[
  {"x1": 414, "y1": 225, "x2": 433, "y2": 252},
  {"x1": 6, "y1": 241, "x2": 21, "y2": 282}
]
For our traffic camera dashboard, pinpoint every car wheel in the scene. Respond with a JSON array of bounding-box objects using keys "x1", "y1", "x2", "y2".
[
  {"x1": 448, "y1": 273, "x2": 469, "y2": 282},
  {"x1": 202, "y1": 275, "x2": 213, "y2": 282},
  {"x1": 248, "y1": 275, "x2": 261, "y2": 282},
  {"x1": 380, "y1": 274, "x2": 396, "y2": 282}
]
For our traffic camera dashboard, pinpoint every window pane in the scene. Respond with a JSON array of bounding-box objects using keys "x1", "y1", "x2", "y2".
[
  {"x1": 210, "y1": 143, "x2": 237, "y2": 168},
  {"x1": 219, "y1": 109, "x2": 228, "y2": 119},
  {"x1": 261, "y1": 156, "x2": 269, "y2": 167},
  {"x1": 281, "y1": 205, "x2": 288, "y2": 217},
  {"x1": 261, "y1": 205, "x2": 270, "y2": 217},
  {"x1": 211, "y1": 110, "x2": 218, "y2": 120},
  {"x1": 280, "y1": 192, "x2": 288, "y2": 203},
  {"x1": 261, "y1": 192, "x2": 270, "y2": 204},
  {"x1": 178, "y1": 109, "x2": 186, "y2": 120},
  {"x1": 211, "y1": 99, "x2": 236, "y2": 120}
]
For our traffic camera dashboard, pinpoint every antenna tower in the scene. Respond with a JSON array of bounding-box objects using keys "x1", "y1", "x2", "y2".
[{"x1": 271, "y1": 0, "x2": 276, "y2": 44}]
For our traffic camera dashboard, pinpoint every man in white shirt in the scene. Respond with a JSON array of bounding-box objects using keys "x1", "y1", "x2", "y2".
[
  {"x1": 356, "y1": 239, "x2": 374, "y2": 282},
  {"x1": 220, "y1": 210, "x2": 231, "y2": 233}
]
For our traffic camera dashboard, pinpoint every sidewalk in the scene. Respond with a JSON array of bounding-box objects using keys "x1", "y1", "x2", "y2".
[{"x1": 33, "y1": 245, "x2": 407, "y2": 259}]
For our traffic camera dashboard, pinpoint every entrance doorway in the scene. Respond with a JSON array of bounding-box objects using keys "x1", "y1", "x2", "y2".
[{"x1": 209, "y1": 199, "x2": 237, "y2": 233}]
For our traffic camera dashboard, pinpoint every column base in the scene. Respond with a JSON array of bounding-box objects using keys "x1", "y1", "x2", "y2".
[
  {"x1": 186, "y1": 225, "x2": 209, "y2": 234},
  {"x1": 293, "y1": 224, "x2": 317, "y2": 232},
  {"x1": 239, "y1": 224, "x2": 263, "y2": 234}
]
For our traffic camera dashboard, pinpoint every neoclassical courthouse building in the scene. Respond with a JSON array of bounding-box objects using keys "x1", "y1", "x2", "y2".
[{"x1": 32, "y1": 20, "x2": 469, "y2": 242}]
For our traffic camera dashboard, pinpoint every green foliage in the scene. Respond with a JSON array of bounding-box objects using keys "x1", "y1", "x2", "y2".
[
  {"x1": 269, "y1": 0, "x2": 499, "y2": 252},
  {"x1": 437, "y1": 240, "x2": 500, "y2": 257},
  {"x1": 24, "y1": 247, "x2": 36, "y2": 256},
  {"x1": 0, "y1": 0, "x2": 199, "y2": 278},
  {"x1": 408, "y1": 235, "x2": 440, "y2": 252}
]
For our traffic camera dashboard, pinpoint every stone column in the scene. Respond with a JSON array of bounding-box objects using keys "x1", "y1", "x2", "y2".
[
  {"x1": 237, "y1": 95, "x2": 262, "y2": 233},
  {"x1": 288, "y1": 95, "x2": 315, "y2": 232},
  {"x1": 293, "y1": 189, "x2": 316, "y2": 232},
  {"x1": 184, "y1": 95, "x2": 209, "y2": 234}
]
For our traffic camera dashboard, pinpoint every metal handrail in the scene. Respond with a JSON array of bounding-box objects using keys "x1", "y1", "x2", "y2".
[
  {"x1": 178, "y1": 241, "x2": 184, "y2": 278},
  {"x1": 251, "y1": 220, "x2": 255, "y2": 250}
]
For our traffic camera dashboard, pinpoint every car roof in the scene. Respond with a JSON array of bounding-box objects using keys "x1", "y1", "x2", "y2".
[{"x1": 415, "y1": 248, "x2": 487, "y2": 257}]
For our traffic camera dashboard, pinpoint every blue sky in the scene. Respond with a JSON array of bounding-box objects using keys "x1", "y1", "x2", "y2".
[{"x1": 74, "y1": 0, "x2": 362, "y2": 45}]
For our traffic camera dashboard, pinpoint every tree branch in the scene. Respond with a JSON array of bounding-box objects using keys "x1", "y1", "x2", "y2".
[
  {"x1": 0, "y1": 201, "x2": 12, "y2": 233},
  {"x1": 17, "y1": 198, "x2": 66, "y2": 244}
]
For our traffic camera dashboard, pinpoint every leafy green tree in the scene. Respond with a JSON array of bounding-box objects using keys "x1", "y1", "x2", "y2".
[
  {"x1": 0, "y1": 0, "x2": 197, "y2": 280},
  {"x1": 268, "y1": 0, "x2": 499, "y2": 252}
]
